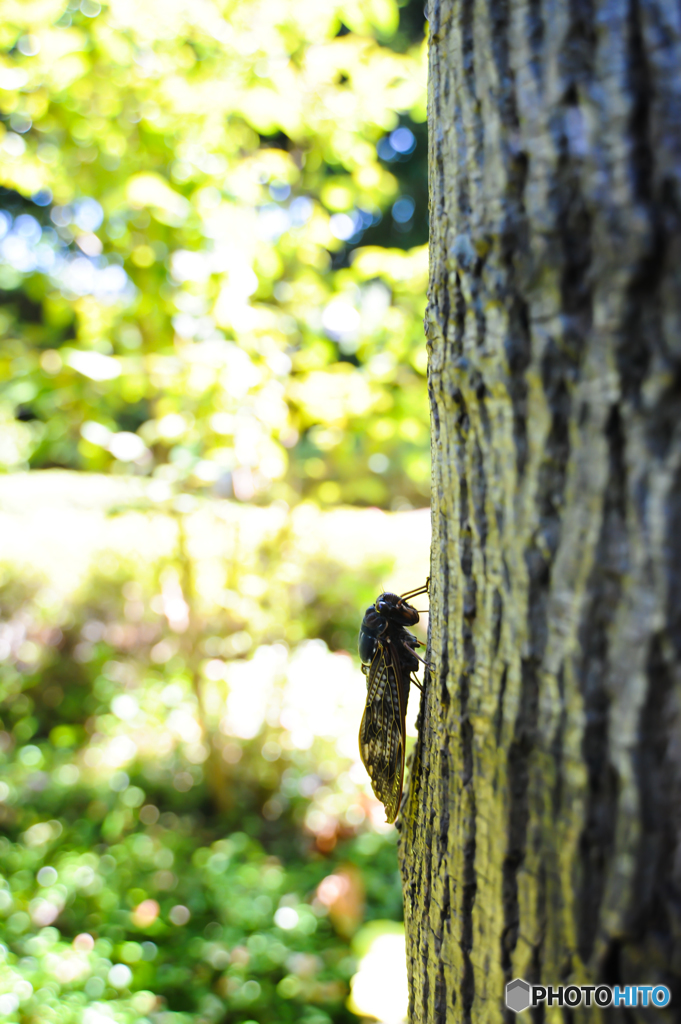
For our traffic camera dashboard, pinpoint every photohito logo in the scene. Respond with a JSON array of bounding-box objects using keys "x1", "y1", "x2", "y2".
[{"x1": 505, "y1": 979, "x2": 671, "y2": 1012}]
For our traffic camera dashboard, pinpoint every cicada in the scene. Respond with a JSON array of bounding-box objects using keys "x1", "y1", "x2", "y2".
[{"x1": 358, "y1": 580, "x2": 429, "y2": 822}]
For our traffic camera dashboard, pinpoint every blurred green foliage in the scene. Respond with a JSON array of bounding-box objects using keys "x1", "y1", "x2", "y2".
[
  {"x1": 0, "y1": 0, "x2": 429, "y2": 509},
  {"x1": 0, "y1": 0, "x2": 431, "y2": 1017},
  {"x1": 0, "y1": 479, "x2": 432, "y2": 1022}
]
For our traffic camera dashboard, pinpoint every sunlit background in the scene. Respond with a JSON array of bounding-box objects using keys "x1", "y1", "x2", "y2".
[{"x1": 0, "y1": 1, "x2": 430, "y2": 1022}]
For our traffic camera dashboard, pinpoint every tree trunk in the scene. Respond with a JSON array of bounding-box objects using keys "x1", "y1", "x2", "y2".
[{"x1": 398, "y1": 0, "x2": 681, "y2": 1020}]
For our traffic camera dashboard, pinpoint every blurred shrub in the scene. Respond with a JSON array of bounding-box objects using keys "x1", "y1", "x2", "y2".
[{"x1": 0, "y1": 481, "x2": 431, "y2": 1022}]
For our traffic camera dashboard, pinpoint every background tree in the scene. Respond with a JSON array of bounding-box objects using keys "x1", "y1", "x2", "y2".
[
  {"x1": 399, "y1": 0, "x2": 681, "y2": 1020},
  {"x1": 0, "y1": 0, "x2": 432, "y2": 510}
]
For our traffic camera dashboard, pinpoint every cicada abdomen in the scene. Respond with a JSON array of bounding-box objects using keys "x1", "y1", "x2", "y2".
[{"x1": 357, "y1": 580, "x2": 429, "y2": 823}]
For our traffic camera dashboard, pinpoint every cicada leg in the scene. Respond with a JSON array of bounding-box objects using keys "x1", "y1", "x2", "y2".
[{"x1": 399, "y1": 577, "x2": 430, "y2": 601}]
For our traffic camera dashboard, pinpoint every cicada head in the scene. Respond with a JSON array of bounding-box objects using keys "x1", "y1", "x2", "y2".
[{"x1": 375, "y1": 591, "x2": 420, "y2": 627}]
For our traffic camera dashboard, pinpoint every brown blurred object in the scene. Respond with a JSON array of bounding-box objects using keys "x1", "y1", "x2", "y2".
[{"x1": 315, "y1": 865, "x2": 365, "y2": 937}]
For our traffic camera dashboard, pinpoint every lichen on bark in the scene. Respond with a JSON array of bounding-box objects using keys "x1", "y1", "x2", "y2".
[{"x1": 398, "y1": 0, "x2": 681, "y2": 1020}]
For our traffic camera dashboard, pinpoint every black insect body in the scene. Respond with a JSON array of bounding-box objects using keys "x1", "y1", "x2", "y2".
[{"x1": 358, "y1": 582, "x2": 429, "y2": 823}]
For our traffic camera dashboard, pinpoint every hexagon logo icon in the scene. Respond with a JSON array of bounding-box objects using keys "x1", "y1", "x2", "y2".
[{"x1": 506, "y1": 978, "x2": 531, "y2": 1013}]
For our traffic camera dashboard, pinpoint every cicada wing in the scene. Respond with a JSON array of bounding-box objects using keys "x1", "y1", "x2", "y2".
[{"x1": 359, "y1": 640, "x2": 407, "y2": 823}]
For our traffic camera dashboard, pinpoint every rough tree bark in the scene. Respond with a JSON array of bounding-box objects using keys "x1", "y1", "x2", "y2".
[{"x1": 398, "y1": 0, "x2": 681, "y2": 1021}]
